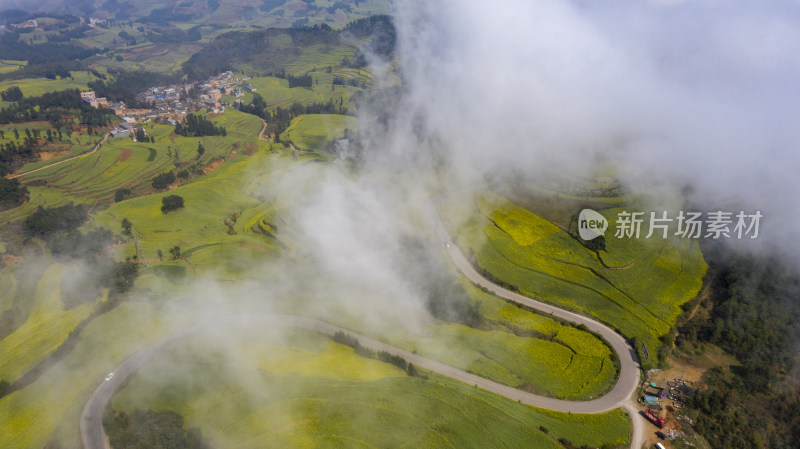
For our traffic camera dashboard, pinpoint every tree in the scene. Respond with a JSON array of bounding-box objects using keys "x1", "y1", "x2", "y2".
[
  {"x1": 0, "y1": 86, "x2": 23, "y2": 102},
  {"x1": 103, "y1": 408, "x2": 210, "y2": 449},
  {"x1": 197, "y1": 142, "x2": 205, "y2": 157},
  {"x1": 114, "y1": 188, "x2": 131, "y2": 202},
  {"x1": 22, "y1": 203, "x2": 88, "y2": 238},
  {"x1": 174, "y1": 113, "x2": 226, "y2": 137},
  {"x1": 151, "y1": 171, "x2": 175, "y2": 190},
  {"x1": 161, "y1": 194, "x2": 184, "y2": 213},
  {"x1": 121, "y1": 218, "x2": 132, "y2": 236},
  {"x1": 157, "y1": 249, "x2": 163, "y2": 261},
  {"x1": 169, "y1": 245, "x2": 181, "y2": 259},
  {"x1": 0, "y1": 380, "x2": 10, "y2": 399},
  {"x1": 134, "y1": 127, "x2": 146, "y2": 142},
  {"x1": 110, "y1": 261, "x2": 138, "y2": 293},
  {"x1": 0, "y1": 178, "x2": 30, "y2": 211}
]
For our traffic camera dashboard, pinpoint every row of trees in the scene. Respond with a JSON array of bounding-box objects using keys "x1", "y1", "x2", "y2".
[
  {"x1": 0, "y1": 89, "x2": 113, "y2": 128},
  {"x1": 0, "y1": 126, "x2": 62, "y2": 141},
  {"x1": 174, "y1": 113, "x2": 227, "y2": 137},
  {"x1": 331, "y1": 331, "x2": 422, "y2": 377},
  {"x1": 152, "y1": 171, "x2": 176, "y2": 190},
  {"x1": 286, "y1": 73, "x2": 312, "y2": 88}
]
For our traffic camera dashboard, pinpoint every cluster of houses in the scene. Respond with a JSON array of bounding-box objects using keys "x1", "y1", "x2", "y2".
[{"x1": 81, "y1": 71, "x2": 253, "y2": 139}]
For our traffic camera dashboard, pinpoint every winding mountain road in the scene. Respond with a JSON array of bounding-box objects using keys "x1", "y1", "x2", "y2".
[{"x1": 81, "y1": 212, "x2": 645, "y2": 449}]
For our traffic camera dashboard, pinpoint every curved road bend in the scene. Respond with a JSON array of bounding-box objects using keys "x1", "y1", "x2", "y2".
[
  {"x1": 82, "y1": 217, "x2": 644, "y2": 449},
  {"x1": 82, "y1": 313, "x2": 643, "y2": 449},
  {"x1": 434, "y1": 214, "x2": 644, "y2": 447}
]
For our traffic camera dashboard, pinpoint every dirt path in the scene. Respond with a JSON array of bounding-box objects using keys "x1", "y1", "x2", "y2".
[
  {"x1": 258, "y1": 119, "x2": 272, "y2": 142},
  {"x1": 687, "y1": 277, "x2": 712, "y2": 321},
  {"x1": 8, "y1": 132, "x2": 110, "y2": 179}
]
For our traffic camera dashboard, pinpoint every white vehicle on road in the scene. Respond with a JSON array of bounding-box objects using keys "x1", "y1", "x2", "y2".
[{"x1": 104, "y1": 372, "x2": 115, "y2": 382}]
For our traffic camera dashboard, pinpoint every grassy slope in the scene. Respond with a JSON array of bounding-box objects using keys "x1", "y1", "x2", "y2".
[
  {"x1": 0, "y1": 301, "x2": 175, "y2": 449},
  {"x1": 111, "y1": 327, "x2": 631, "y2": 449},
  {"x1": 444, "y1": 191, "x2": 707, "y2": 367},
  {"x1": 232, "y1": 75, "x2": 364, "y2": 111},
  {"x1": 280, "y1": 114, "x2": 356, "y2": 150},
  {"x1": 0, "y1": 60, "x2": 27, "y2": 74},
  {"x1": 0, "y1": 71, "x2": 99, "y2": 100},
  {"x1": 0, "y1": 263, "x2": 104, "y2": 384},
  {"x1": 0, "y1": 123, "x2": 106, "y2": 174}
]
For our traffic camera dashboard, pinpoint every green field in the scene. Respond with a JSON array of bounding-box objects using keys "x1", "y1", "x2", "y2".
[
  {"x1": 0, "y1": 71, "x2": 99, "y2": 101},
  {"x1": 110, "y1": 326, "x2": 631, "y2": 449},
  {"x1": 233, "y1": 75, "x2": 366, "y2": 112},
  {"x1": 442, "y1": 191, "x2": 707, "y2": 367},
  {"x1": 0, "y1": 60, "x2": 27, "y2": 74},
  {"x1": 0, "y1": 264, "x2": 104, "y2": 384},
  {"x1": 280, "y1": 114, "x2": 356, "y2": 150},
  {"x1": 92, "y1": 148, "x2": 300, "y2": 278},
  {"x1": 85, "y1": 43, "x2": 203, "y2": 74}
]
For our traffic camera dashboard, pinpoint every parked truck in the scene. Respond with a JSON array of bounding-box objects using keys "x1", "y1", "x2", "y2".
[{"x1": 644, "y1": 407, "x2": 665, "y2": 428}]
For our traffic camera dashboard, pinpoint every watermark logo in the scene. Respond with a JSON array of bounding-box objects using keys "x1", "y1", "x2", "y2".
[
  {"x1": 578, "y1": 209, "x2": 608, "y2": 240},
  {"x1": 611, "y1": 210, "x2": 762, "y2": 239}
]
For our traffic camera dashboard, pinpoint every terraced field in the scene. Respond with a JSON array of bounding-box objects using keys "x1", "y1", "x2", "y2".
[
  {"x1": 16, "y1": 111, "x2": 262, "y2": 204},
  {"x1": 443, "y1": 191, "x2": 707, "y2": 367},
  {"x1": 0, "y1": 123, "x2": 105, "y2": 175},
  {"x1": 85, "y1": 43, "x2": 204, "y2": 74},
  {"x1": 109, "y1": 326, "x2": 631, "y2": 449}
]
